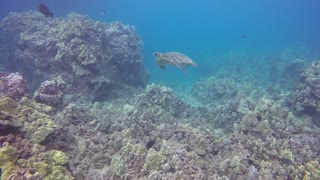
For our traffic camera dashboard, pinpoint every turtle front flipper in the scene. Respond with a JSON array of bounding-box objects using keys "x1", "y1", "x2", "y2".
[{"x1": 157, "y1": 60, "x2": 166, "y2": 69}]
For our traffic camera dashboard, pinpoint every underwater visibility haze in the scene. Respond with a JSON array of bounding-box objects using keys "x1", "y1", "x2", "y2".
[{"x1": 0, "y1": 0, "x2": 320, "y2": 179}]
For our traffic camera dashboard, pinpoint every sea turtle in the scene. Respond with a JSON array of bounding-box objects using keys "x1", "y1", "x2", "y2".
[{"x1": 153, "y1": 52, "x2": 197, "y2": 72}]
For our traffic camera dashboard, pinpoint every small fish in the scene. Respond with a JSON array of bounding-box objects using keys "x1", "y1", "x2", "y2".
[
  {"x1": 240, "y1": 34, "x2": 248, "y2": 38},
  {"x1": 38, "y1": 4, "x2": 53, "y2": 18},
  {"x1": 100, "y1": 10, "x2": 106, "y2": 16},
  {"x1": 0, "y1": 168, "x2": 2, "y2": 180}
]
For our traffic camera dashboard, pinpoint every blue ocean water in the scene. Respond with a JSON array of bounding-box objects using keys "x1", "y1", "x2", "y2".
[{"x1": 1, "y1": 0, "x2": 320, "y2": 94}]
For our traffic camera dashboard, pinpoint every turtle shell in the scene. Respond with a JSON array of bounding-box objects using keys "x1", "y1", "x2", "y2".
[{"x1": 163, "y1": 52, "x2": 194, "y2": 66}]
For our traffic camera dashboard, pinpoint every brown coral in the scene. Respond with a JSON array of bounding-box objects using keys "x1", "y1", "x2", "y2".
[{"x1": 33, "y1": 77, "x2": 65, "y2": 107}]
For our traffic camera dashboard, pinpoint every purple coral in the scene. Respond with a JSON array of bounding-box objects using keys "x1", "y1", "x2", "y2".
[{"x1": 0, "y1": 72, "x2": 28, "y2": 100}]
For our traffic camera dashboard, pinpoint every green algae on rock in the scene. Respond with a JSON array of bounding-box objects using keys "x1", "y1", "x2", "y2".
[
  {"x1": 143, "y1": 148, "x2": 166, "y2": 171},
  {"x1": 304, "y1": 160, "x2": 320, "y2": 179},
  {"x1": 110, "y1": 155, "x2": 127, "y2": 176},
  {"x1": 49, "y1": 150, "x2": 68, "y2": 166},
  {"x1": 0, "y1": 145, "x2": 19, "y2": 179}
]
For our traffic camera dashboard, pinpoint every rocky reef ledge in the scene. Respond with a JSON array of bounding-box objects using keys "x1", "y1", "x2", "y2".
[{"x1": 0, "y1": 11, "x2": 148, "y2": 105}]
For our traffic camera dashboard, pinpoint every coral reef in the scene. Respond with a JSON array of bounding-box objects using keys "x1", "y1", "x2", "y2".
[
  {"x1": 1, "y1": 78, "x2": 320, "y2": 179},
  {"x1": 0, "y1": 72, "x2": 28, "y2": 100},
  {"x1": 0, "y1": 11, "x2": 319, "y2": 180},
  {"x1": 294, "y1": 61, "x2": 320, "y2": 126},
  {"x1": 0, "y1": 11, "x2": 148, "y2": 103},
  {"x1": 48, "y1": 82, "x2": 320, "y2": 179}
]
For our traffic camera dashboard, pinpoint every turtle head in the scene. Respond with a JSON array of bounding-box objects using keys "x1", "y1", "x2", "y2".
[
  {"x1": 154, "y1": 52, "x2": 166, "y2": 69},
  {"x1": 153, "y1": 52, "x2": 163, "y2": 58}
]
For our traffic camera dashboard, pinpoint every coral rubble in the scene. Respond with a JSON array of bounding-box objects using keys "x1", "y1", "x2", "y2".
[{"x1": 191, "y1": 77, "x2": 239, "y2": 105}]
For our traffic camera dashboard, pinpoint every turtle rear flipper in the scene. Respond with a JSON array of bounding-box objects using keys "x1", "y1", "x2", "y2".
[{"x1": 160, "y1": 65, "x2": 166, "y2": 69}]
